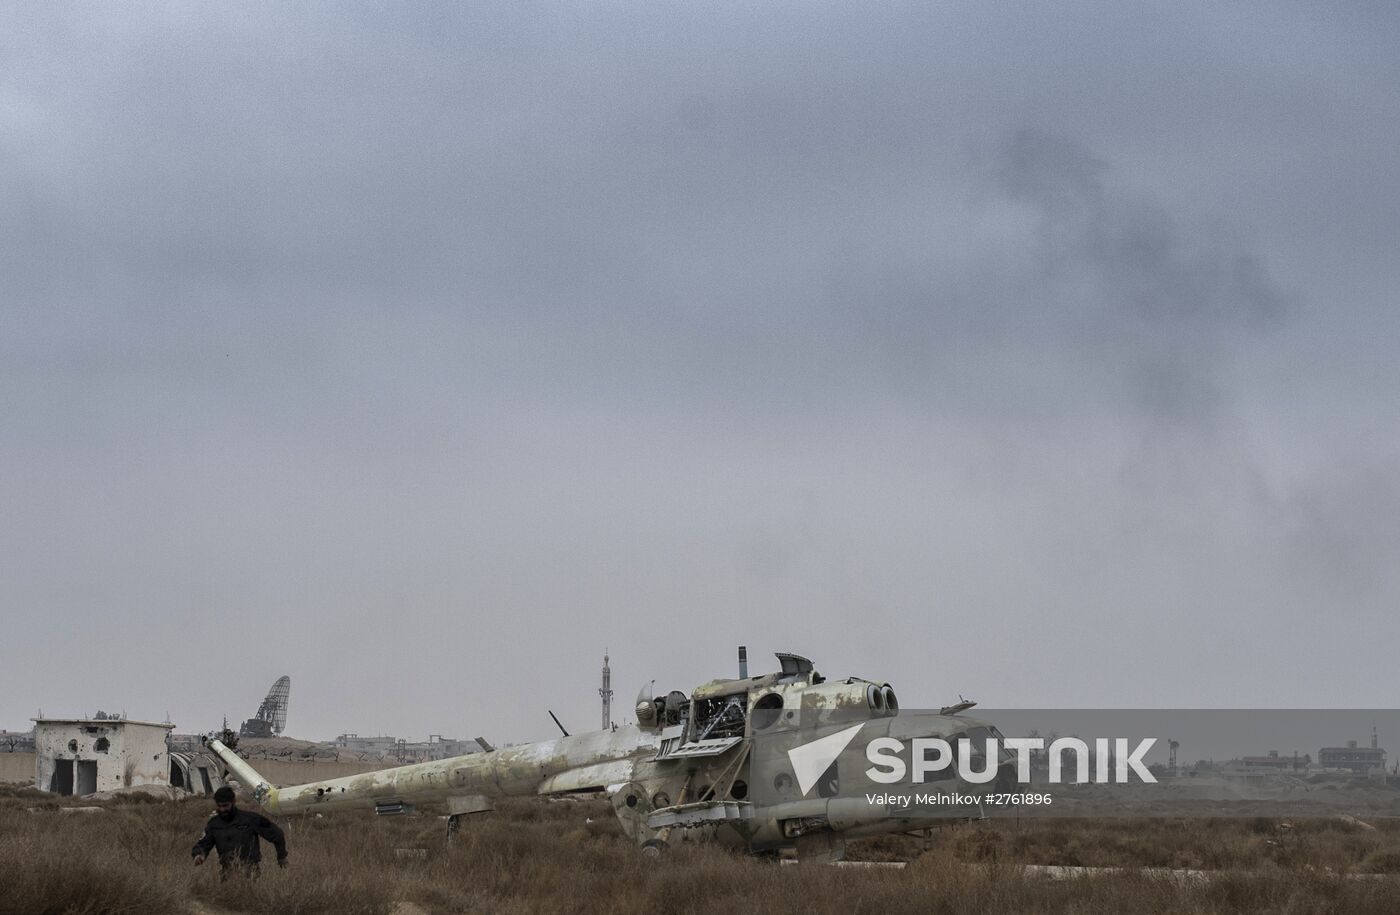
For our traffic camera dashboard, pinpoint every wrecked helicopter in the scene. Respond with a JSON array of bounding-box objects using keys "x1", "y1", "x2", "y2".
[{"x1": 207, "y1": 651, "x2": 1013, "y2": 862}]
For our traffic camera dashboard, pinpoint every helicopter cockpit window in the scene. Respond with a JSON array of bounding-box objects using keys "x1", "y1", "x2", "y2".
[
  {"x1": 660, "y1": 691, "x2": 689, "y2": 727},
  {"x1": 751, "y1": 692, "x2": 784, "y2": 730}
]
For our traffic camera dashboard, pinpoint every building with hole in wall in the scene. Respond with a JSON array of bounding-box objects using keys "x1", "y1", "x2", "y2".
[{"x1": 33, "y1": 717, "x2": 174, "y2": 796}]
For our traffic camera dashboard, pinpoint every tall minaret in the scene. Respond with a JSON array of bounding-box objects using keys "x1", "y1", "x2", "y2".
[{"x1": 599, "y1": 650, "x2": 613, "y2": 730}]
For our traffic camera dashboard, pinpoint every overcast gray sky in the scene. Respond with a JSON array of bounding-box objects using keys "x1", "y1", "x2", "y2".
[{"x1": 3, "y1": 2, "x2": 1398, "y2": 744}]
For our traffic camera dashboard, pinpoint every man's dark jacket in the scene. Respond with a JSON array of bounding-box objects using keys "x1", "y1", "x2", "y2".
[{"x1": 191, "y1": 807, "x2": 287, "y2": 868}]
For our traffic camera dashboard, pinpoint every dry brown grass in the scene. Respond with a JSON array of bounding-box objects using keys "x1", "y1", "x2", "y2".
[
  {"x1": 855, "y1": 815, "x2": 1400, "y2": 873},
  {"x1": 2, "y1": 785, "x2": 1398, "y2": 914}
]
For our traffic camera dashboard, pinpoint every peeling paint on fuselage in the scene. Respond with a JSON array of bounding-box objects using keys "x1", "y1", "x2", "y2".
[{"x1": 260, "y1": 726, "x2": 662, "y2": 814}]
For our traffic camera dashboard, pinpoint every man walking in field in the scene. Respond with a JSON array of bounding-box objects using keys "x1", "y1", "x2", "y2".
[{"x1": 191, "y1": 785, "x2": 289, "y2": 878}]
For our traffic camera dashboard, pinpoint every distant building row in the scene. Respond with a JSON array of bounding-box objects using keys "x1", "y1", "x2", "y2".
[
  {"x1": 1222, "y1": 734, "x2": 1388, "y2": 777},
  {"x1": 334, "y1": 733, "x2": 488, "y2": 762}
]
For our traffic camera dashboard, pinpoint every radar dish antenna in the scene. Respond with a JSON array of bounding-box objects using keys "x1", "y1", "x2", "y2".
[{"x1": 239, "y1": 675, "x2": 291, "y2": 738}]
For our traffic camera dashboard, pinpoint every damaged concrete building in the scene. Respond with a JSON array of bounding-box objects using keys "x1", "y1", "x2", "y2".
[
  {"x1": 169, "y1": 751, "x2": 225, "y2": 795},
  {"x1": 34, "y1": 717, "x2": 174, "y2": 796}
]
